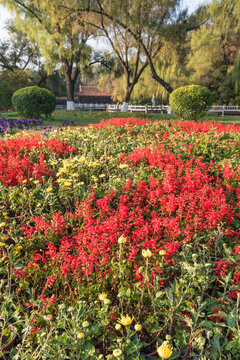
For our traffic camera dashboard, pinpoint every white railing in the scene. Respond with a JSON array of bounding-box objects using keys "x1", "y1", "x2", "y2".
[
  {"x1": 56, "y1": 103, "x2": 108, "y2": 110},
  {"x1": 209, "y1": 105, "x2": 240, "y2": 111},
  {"x1": 107, "y1": 104, "x2": 170, "y2": 113},
  {"x1": 56, "y1": 103, "x2": 170, "y2": 113},
  {"x1": 208, "y1": 105, "x2": 240, "y2": 115},
  {"x1": 75, "y1": 103, "x2": 107, "y2": 110},
  {"x1": 56, "y1": 103, "x2": 240, "y2": 115}
]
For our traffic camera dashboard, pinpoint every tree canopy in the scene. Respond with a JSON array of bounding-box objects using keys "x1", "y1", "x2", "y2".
[
  {"x1": 0, "y1": 0, "x2": 94, "y2": 108},
  {"x1": 0, "y1": 0, "x2": 240, "y2": 106}
]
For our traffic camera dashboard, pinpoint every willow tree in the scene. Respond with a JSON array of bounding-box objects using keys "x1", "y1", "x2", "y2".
[
  {"x1": 65, "y1": 0, "x2": 192, "y2": 95},
  {"x1": 0, "y1": 0, "x2": 94, "y2": 110},
  {"x1": 187, "y1": 0, "x2": 240, "y2": 103},
  {"x1": 91, "y1": 12, "x2": 150, "y2": 111},
  {"x1": 221, "y1": 0, "x2": 240, "y2": 94}
]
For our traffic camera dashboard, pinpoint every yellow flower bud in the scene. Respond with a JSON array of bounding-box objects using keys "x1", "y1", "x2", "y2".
[
  {"x1": 77, "y1": 332, "x2": 85, "y2": 339},
  {"x1": 113, "y1": 349, "x2": 122, "y2": 357},
  {"x1": 115, "y1": 323, "x2": 121, "y2": 331},
  {"x1": 104, "y1": 298, "x2": 111, "y2": 305},
  {"x1": 134, "y1": 324, "x2": 142, "y2": 331},
  {"x1": 118, "y1": 235, "x2": 127, "y2": 244},
  {"x1": 159, "y1": 250, "x2": 166, "y2": 256},
  {"x1": 82, "y1": 321, "x2": 90, "y2": 328}
]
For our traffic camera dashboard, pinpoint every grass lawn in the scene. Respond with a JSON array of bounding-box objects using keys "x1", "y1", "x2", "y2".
[{"x1": 1, "y1": 109, "x2": 240, "y2": 127}]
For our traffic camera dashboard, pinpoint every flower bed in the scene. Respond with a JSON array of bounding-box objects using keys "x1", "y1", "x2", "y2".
[
  {"x1": 0, "y1": 118, "x2": 240, "y2": 359},
  {"x1": 0, "y1": 117, "x2": 43, "y2": 135}
]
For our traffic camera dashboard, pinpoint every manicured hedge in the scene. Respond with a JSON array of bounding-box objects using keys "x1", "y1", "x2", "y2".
[
  {"x1": 169, "y1": 85, "x2": 213, "y2": 120},
  {"x1": 12, "y1": 86, "x2": 56, "y2": 118}
]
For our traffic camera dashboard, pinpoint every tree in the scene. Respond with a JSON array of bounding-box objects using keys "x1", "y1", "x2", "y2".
[
  {"x1": 98, "y1": 72, "x2": 126, "y2": 102},
  {"x1": 0, "y1": 22, "x2": 41, "y2": 73},
  {"x1": 0, "y1": 22, "x2": 47, "y2": 94},
  {"x1": 223, "y1": 0, "x2": 240, "y2": 95},
  {"x1": 186, "y1": 0, "x2": 240, "y2": 103},
  {"x1": 1, "y1": 0, "x2": 94, "y2": 110},
  {"x1": 64, "y1": 0, "x2": 206, "y2": 97},
  {"x1": 97, "y1": 55, "x2": 125, "y2": 102},
  {"x1": 87, "y1": 10, "x2": 151, "y2": 111}
]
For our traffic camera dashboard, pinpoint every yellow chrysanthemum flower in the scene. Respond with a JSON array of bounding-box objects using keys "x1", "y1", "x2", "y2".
[
  {"x1": 142, "y1": 249, "x2": 153, "y2": 258},
  {"x1": 98, "y1": 293, "x2": 108, "y2": 301},
  {"x1": 15, "y1": 246, "x2": 23, "y2": 253},
  {"x1": 156, "y1": 341, "x2": 173, "y2": 359},
  {"x1": 118, "y1": 163, "x2": 129, "y2": 169},
  {"x1": 117, "y1": 314, "x2": 133, "y2": 326}
]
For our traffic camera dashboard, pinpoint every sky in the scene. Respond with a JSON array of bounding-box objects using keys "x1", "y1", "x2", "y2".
[{"x1": 0, "y1": 0, "x2": 210, "y2": 41}]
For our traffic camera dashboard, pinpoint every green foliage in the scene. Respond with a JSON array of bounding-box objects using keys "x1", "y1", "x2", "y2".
[
  {"x1": 0, "y1": 0, "x2": 93, "y2": 103},
  {"x1": 187, "y1": 0, "x2": 240, "y2": 104},
  {"x1": 0, "y1": 82, "x2": 12, "y2": 107},
  {"x1": 169, "y1": 85, "x2": 213, "y2": 120},
  {"x1": 12, "y1": 86, "x2": 56, "y2": 118},
  {"x1": 6, "y1": 69, "x2": 33, "y2": 93}
]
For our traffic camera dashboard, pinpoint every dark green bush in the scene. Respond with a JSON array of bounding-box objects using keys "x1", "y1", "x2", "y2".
[
  {"x1": 169, "y1": 85, "x2": 213, "y2": 120},
  {"x1": 12, "y1": 86, "x2": 56, "y2": 118}
]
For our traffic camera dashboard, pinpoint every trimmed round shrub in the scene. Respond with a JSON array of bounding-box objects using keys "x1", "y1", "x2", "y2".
[
  {"x1": 169, "y1": 85, "x2": 213, "y2": 120},
  {"x1": 12, "y1": 86, "x2": 56, "y2": 118}
]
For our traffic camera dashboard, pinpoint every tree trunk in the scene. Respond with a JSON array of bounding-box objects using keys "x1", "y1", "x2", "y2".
[
  {"x1": 121, "y1": 89, "x2": 131, "y2": 112},
  {"x1": 64, "y1": 58, "x2": 80, "y2": 111},
  {"x1": 145, "y1": 50, "x2": 174, "y2": 93},
  {"x1": 66, "y1": 75, "x2": 75, "y2": 110},
  {"x1": 37, "y1": 74, "x2": 48, "y2": 87},
  {"x1": 133, "y1": 38, "x2": 174, "y2": 93}
]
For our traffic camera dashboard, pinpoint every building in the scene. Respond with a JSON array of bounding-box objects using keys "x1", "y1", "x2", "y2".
[
  {"x1": 56, "y1": 85, "x2": 113, "y2": 106},
  {"x1": 76, "y1": 85, "x2": 113, "y2": 104}
]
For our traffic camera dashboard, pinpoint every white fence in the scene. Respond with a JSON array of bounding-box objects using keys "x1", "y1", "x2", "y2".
[
  {"x1": 106, "y1": 104, "x2": 170, "y2": 113},
  {"x1": 56, "y1": 103, "x2": 108, "y2": 110},
  {"x1": 56, "y1": 103, "x2": 171, "y2": 113},
  {"x1": 56, "y1": 103, "x2": 240, "y2": 115},
  {"x1": 208, "y1": 105, "x2": 240, "y2": 116}
]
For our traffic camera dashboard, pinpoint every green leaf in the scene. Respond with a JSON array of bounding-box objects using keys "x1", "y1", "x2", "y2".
[
  {"x1": 165, "y1": 288, "x2": 173, "y2": 304},
  {"x1": 81, "y1": 342, "x2": 95, "y2": 359}
]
